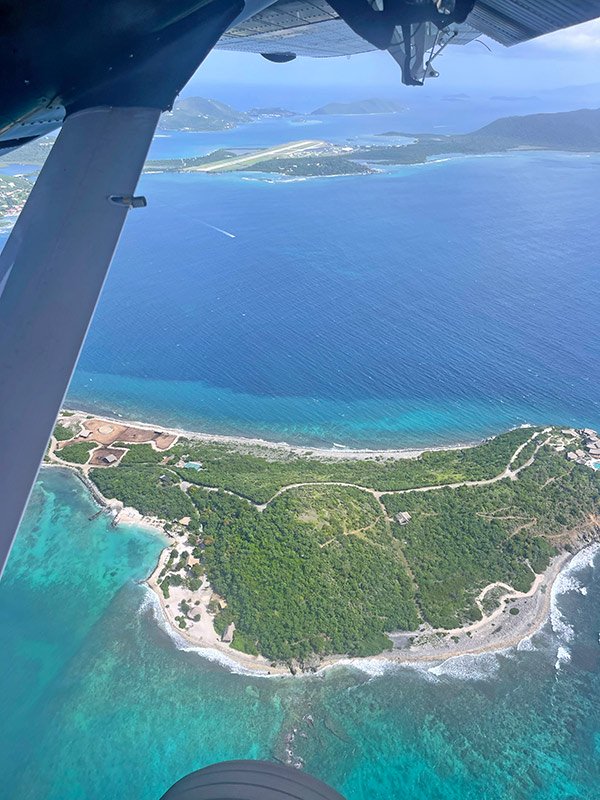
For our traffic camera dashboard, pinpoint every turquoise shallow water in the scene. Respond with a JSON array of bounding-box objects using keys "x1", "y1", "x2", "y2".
[{"x1": 1, "y1": 469, "x2": 599, "y2": 799}]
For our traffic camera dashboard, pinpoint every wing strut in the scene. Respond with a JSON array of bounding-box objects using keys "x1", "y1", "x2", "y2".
[
  {"x1": 0, "y1": 106, "x2": 159, "y2": 573},
  {"x1": 0, "y1": 0, "x2": 244, "y2": 575}
]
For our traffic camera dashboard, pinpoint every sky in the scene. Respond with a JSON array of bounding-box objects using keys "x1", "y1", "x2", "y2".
[{"x1": 185, "y1": 17, "x2": 600, "y2": 106}]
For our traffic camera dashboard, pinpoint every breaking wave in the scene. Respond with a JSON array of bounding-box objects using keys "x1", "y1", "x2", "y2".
[
  {"x1": 550, "y1": 544, "x2": 599, "y2": 643},
  {"x1": 137, "y1": 587, "x2": 274, "y2": 677},
  {"x1": 554, "y1": 645, "x2": 572, "y2": 671},
  {"x1": 425, "y1": 652, "x2": 501, "y2": 681}
]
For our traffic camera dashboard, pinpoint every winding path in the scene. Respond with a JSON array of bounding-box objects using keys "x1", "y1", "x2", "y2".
[{"x1": 184, "y1": 428, "x2": 551, "y2": 513}]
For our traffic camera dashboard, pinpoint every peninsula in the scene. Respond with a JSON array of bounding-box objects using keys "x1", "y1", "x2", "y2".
[
  {"x1": 143, "y1": 107, "x2": 600, "y2": 178},
  {"x1": 2, "y1": 108, "x2": 599, "y2": 208},
  {"x1": 46, "y1": 411, "x2": 600, "y2": 674}
]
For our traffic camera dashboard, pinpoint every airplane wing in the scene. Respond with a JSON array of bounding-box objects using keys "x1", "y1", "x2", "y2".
[
  {"x1": 217, "y1": 0, "x2": 600, "y2": 54},
  {"x1": 216, "y1": 0, "x2": 476, "y2": 57}
]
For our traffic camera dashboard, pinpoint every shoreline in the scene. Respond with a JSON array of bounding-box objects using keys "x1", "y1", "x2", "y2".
[
  {"x1": 51, "y1": 410, "x2": 596, "y2": 677},
  {"x1": 62, "y1": 404, "x2": 507, "y2": 460},
  {"x1": 142, "y1": 542, "x2": 588, "y2": 677}
]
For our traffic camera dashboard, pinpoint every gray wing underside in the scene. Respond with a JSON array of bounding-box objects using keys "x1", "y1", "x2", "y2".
[
  {"x1": 216, "y1": 0, "x2": 600, "y2": 57},
  {"x1": 218, "y1": 0, "x2": 378, "y2": 57},
  {"x1": 217, "y1": 0, "x2": 478, "y2": 57}
]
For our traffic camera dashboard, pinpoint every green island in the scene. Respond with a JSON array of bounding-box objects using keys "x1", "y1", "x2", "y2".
[
  {"x1": 3, "y1": 108, "x2": 599, "y2": 216},
  {"x1": 147, "y1": 108, "x2": 600, "y2": 178},
  {"x1": 47, "y1": 415, "x2": 600, "y2": 670}
]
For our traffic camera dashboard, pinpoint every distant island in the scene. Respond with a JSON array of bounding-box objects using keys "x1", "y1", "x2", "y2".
[
  {"x1": 158, "y1": 96, "x2": 250, "y2": 132},
  {"x1": 157, "y1": 95, "x2": 411, "y2": 131},
  {"x1": 159, "y1": 96, "x2": 407, "y2": 130},
  {"x1": 143, "y1": 107, "x2": 600, "y2": 178},
  {"x1": 145, "y1": 139, "x2": 376, "y2": 178},
  {"x1": 312, "y1": 98, "x2": 407, "y2": 115},
  {"x1": 2, "y1": 108, "x2": 600, "y2": 218},
  {"x1": 157, "y1": 97, "x2": 298, "y2": 132},
  {"x1": 45, "y1": 411, "x2": 600, "y2": 674}
]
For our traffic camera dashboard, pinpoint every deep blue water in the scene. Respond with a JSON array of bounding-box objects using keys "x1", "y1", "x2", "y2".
[{"x1": 63, "y1": 150, "x2": 600, "y2": 447}]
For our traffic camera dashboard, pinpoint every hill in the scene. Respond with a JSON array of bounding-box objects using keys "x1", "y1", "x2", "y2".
[
  {"x1": 78, "y1": 423, "x2": 600, "y2": 666},
  {"x1": 159, "y1": 97, "x2": 250, "y2": 131},
  {"x1": 468, "y1": 107, "x2": 600, "y2": 150},
  {"x1": 350, "y1": 107, "x2": 600, "y2": 166},
  {"x1": 312, "y1": 98, "x2": 406, "y2": 115}
]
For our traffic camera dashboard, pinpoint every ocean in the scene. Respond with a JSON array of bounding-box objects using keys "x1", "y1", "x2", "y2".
[
  {"x1": 1, "y1": 469, "x2": 599, "y2": 799},
  {"x1": 1, "y1": 112, "x2": 600, "y2": 799},
  {"x1": 65, "y1": 146, "x2": 600, "y2": 448}
]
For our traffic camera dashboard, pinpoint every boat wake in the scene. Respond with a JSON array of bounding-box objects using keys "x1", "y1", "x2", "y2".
[{"x1": 200, "y1": 221, "x2": 236, "y2": 239}]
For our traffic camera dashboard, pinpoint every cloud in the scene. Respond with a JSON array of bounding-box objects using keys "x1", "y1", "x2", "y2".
[{"x1": 532, "y1": 18, "x2": 600, "y2": 53}]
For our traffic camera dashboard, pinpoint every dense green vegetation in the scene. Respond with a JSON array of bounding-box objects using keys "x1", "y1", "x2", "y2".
[
  {"x1": 238, "y1": 156, "x2": 374, "y2": 177},
  {"x1": 383, "y1": 448, "x2": 599, "y2": 628},
  {"x1": 85, "y1": 428, "x2": 600, "y2": 662},
  {"x1": 90, "y1": 466, "x2": 196, "y2": 521},
  {"x1": 158, "y1": 96, "x2": 249, "y2": 131},
  {"x1": 169, "y1": 427, "x2": 535, "y2": 503},
  {"x1": 120, "y1": 443, "x2": 164, "y2": 464},
  {"x1": 192, "y1": 485, "x2": 418, "y2": 661},
  {"x1": 53, "y1": 423, "x2": 75, "y2": 441},
  {"x1": 56, "y1": 441, "x2": 96, "y2": 464}
]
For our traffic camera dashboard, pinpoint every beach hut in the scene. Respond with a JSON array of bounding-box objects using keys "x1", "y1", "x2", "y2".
[{"x1": 222, "y1": 623, "x2": 235, "y2": 643}]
